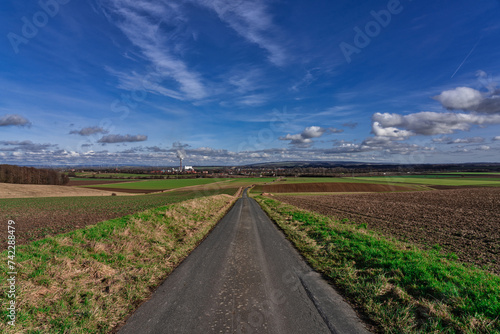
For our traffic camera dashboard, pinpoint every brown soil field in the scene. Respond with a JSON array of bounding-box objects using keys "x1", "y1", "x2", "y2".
[
  {"x1": 263, "y1": 182, "x2": 413, "y2": 193},
  {"x1": 274, "y1": 188, "x2": 500, "y2": 274},
  {"x1": 0, "y1": 183, "x2": 133, "y2": 198},
  {"x1": 1, "y1": 187, "x2": 240, "y2": 250}
]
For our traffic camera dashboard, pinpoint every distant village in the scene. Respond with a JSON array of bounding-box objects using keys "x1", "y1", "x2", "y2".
[{"x1": 64, "y1": 162, "x2": 500, "y2": 179}]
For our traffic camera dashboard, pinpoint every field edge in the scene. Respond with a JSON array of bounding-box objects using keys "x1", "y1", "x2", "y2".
[{"x1": 253, "y1": 195, "x2": 500, "y2": 334}]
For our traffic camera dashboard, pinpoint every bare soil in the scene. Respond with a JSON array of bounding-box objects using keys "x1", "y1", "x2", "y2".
[
  {"x1": 263, "y1": 182, "x2": 413, "y2": 193},
  {"x1": 0, "y1": 183, "x2": 133, "y2": 198},
  {"x1": 274, "y1": 188, "x2": 500, "y2": 274}
]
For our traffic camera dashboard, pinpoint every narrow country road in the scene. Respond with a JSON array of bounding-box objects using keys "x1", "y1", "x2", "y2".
[{"x1": 118, "y1": 189, "x2": 370, "y2": 334}]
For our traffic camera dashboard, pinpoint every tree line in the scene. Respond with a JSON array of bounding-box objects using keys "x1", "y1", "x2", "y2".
[{"x1": 0, "y1": 164, "x2": 69, "y2": 185}]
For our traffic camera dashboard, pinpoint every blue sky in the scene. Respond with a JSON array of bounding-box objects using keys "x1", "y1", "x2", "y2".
[{"x1": 1, "y1": 0, "x2": 500, "y2": 166}]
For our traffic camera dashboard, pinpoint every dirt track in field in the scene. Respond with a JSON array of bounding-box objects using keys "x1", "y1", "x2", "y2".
[
  {"x1": 263, "y1": 182, "x2": 414, "y2": 193},
  {"x1": 275, "y1": 188, "x2": 500, "y2": 274}
]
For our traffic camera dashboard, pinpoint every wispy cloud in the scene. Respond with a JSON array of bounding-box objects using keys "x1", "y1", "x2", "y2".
[
  {"x1": 237, "y1": 94, "x2": 270, "y2": 106},
  {"x1": 101, "y1": 0, "x2": 207, "y2": 100},
  {"x1": 227, "y1": 67, "x2": 266, "y2": 93},
  {"x1": 192, "y1": 0, "x2": 288, "y2": 66},
  {"x1": 104, "y1": 67, "x2": 186, "y2": 101}
]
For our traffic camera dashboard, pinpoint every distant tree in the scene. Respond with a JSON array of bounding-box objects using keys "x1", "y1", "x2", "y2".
[{"x1": 0, "y1": 165, "x2": 70, "y2": 186}]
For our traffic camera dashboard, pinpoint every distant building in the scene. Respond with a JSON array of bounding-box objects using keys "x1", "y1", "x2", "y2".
[{"x1": 184, "y1": 166, "x2": 194, "y2": 171}]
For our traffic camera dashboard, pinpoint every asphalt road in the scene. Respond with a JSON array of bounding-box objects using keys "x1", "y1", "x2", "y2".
[{"x1": 118, "y1": 190, "x2": 370, "y2": 334}]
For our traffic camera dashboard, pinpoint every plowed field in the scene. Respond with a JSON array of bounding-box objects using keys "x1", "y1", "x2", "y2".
[
  {"x1": 275, "y1": 188, "x2": 500, "y2": 273},
  {"x1": 0, "y1": 188, "x2": 239, "y2": 249},
  {"x1": 263, "y1": 182, "x2": 413, "y2": 193}
]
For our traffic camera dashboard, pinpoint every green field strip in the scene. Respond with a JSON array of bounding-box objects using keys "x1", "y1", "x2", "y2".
[{"x1": 81, "y1": 178, "x2": 230, "y2": 190}]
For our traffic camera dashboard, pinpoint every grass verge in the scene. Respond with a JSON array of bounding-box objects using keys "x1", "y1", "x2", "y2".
[
  {"x1": 1, "y1": 193, "x2": 239, "y2": 333},
  {"x1": 254, "y1": 195, "x2": 500, "y2": 333}
]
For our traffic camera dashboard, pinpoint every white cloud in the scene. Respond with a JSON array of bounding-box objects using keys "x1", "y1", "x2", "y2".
[
  {"x1": 433, "y1": 87, "x2": 483, "y2": 110},
  {"x1": 280, "y1": 126, "x2": 326, "y2": 147},
  {"x1": 372, "y1": 121, "x2": 413, "y2": 139},
  {"x1": 372, "y1": 112, "x2": 500, "y2": 136},
  {"x1": 434, "y1": 86, "x2": 500, "y2": 114}
]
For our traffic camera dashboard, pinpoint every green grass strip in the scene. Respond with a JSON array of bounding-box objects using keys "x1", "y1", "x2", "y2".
[{"x1": 255, "y1": 196, "x2": 500, "y2": 333}]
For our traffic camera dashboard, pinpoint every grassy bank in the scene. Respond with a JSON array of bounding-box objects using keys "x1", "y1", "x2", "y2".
[
  {"x1": 255, "y1": 195, "x2": 500, "y2": 333},
  {"x1": 1, "y1": 194, "x2": 239, "y2": 333}
]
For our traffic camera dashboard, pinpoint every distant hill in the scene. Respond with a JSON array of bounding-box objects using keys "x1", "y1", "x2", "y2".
[{"x1": 240, "y1": 161, "x2": 500, "y2": 171}]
